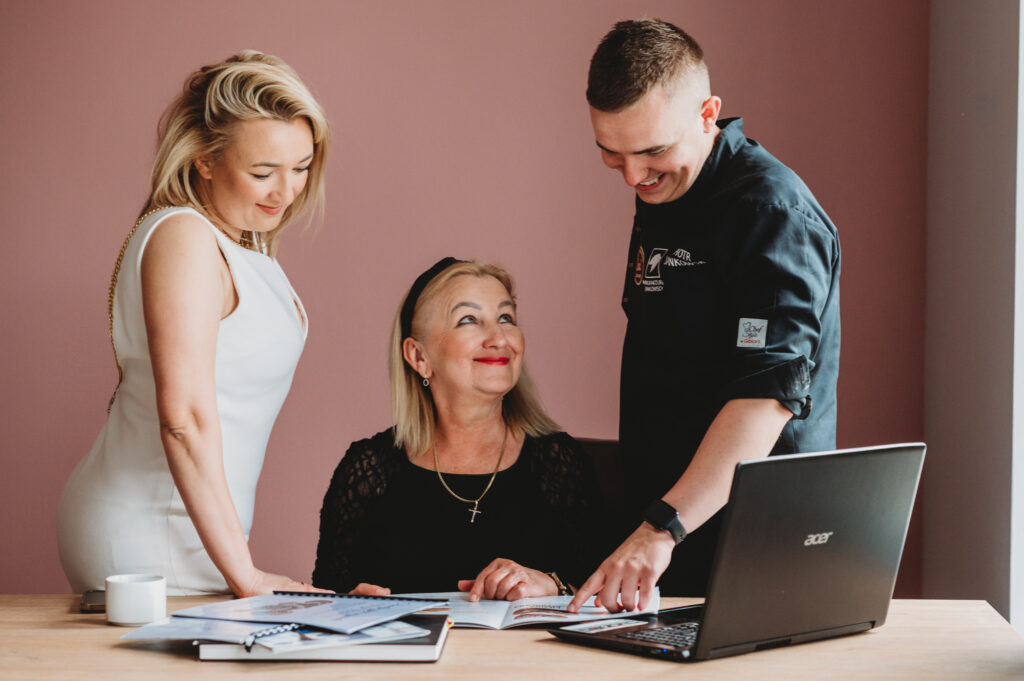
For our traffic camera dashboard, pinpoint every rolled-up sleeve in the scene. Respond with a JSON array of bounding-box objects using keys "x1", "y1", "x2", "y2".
[{"x1": 716, "y1": 202, "x2": 838, "y2": 419}]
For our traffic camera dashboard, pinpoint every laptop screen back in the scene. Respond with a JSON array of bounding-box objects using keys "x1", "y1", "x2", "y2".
[{"x1": 694, "y1": 443, "x2": 925, "y2": 659}]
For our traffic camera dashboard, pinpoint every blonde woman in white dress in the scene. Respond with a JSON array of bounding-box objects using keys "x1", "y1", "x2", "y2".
[{"x1": 58, "y1": 52, "x2": 330, "y2": 596}]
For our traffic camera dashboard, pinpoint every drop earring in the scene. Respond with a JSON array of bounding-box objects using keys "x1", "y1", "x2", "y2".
[{"x1": 422, "y1": 377, "x2": 430, "y2": 387}]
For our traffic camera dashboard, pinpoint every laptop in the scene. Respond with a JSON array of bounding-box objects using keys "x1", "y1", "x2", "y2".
[{"x1": 550, "y1": 442, "x2": 925, "y2": 661}]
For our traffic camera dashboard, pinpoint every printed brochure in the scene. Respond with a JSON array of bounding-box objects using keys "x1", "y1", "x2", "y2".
[{"x1": 395, "y1": 589, "x2": 660, "y2": 629}]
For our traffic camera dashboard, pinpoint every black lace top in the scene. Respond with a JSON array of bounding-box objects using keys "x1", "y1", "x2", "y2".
[{"x1": 312, "y1": 429, "x2": 604, "y2": 593}]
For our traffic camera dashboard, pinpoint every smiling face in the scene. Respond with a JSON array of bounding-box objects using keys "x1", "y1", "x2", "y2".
[
  {"x1": 406, "y1": 274, "x2": 524, "y2": 406},
  {"x1": 590, "y1": 78, "x2": 721, "y2": 204},
  {"x1": 194, "y1": 117, "x2": 314, "y2": 241}
]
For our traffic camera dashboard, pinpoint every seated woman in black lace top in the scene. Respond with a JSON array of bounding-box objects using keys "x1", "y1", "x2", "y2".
[{"x1": 313, "y1": 258, "x2": 603, "y2": 600}]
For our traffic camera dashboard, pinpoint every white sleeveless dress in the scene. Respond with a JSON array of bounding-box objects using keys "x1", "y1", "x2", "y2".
[{"x1": 57, "y1": 207, "x2": 307, "y2": 595}]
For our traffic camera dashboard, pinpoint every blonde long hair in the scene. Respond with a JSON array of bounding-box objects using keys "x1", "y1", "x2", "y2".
[
  {"x1": 144, "y1": 50, "x2": 329, "y2": 256},
  {"x1": 389, "y1": 261, "x2": 559, "y2": 455}
]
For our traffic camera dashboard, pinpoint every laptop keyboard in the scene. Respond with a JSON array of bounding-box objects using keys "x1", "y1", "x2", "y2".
[{"x1": 617, "y1": 621, "x2": 700, "y2": 649}]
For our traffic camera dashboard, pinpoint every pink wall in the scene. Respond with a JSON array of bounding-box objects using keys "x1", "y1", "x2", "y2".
[{"x1": 0, "y1": 1, "x2": 928, "y2": 593}]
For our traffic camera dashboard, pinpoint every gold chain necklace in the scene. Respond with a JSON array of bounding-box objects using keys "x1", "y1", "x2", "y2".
[
  {"x1": 105, "y1": 206, "x2": 253, "y2": 412},
  {"x1": 106, "y1": 207, "x2": 166, "y2": 411},
  {"x1": 433, "y1": 426, "x2": 508, "y2": 524},
  {"x1": 208, "y1": 219, "x2": 261, "y2": 251}
]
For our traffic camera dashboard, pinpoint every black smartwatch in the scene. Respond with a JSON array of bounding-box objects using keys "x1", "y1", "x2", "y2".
[{"x1": 643, "y1": 499, "x2": 687, "y2": 545}]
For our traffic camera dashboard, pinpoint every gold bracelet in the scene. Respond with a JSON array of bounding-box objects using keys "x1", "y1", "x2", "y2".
[{"x1": 547, "y1": 571, "x2": 570, "y2": 596}]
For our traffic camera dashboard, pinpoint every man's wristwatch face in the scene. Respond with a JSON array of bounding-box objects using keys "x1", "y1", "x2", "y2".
[{"x1": 643, "y1": 499, "x2": 687, "y2": 544}]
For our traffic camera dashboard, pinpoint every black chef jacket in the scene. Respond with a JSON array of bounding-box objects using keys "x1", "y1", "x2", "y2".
[{"x1": 619, "y1": 118, "x2": 841, "y2": 595}]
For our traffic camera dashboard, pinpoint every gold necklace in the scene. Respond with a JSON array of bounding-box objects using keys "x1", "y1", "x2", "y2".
[
  {"x1": 203, "y1": 207, "x2": 267, "y2": 253},
  {"x1": 433, "y1": 426, "x2": 508, "y2": 524},
  {"x1": 209, "y1": 220, "x2": 261, "y2": 251},
  {"x1": 212, "y1": 222, "x2": 242, "y2": 244}
]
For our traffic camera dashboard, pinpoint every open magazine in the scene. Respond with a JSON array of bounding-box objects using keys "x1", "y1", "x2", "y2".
[{"x1": 396, "y1": 589, "x2": 660, "y2": 629}]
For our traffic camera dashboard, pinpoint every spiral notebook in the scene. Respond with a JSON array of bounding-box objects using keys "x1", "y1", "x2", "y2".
[
  {"x1": 122, "y1": 616, "x2": 301, "y2": 650},
  {"x1": 173, "y1": 591, "x2": 444, "y2": 635},
  {"x1": 197, "y1": 615, "x2": 452, "y2": 662}
]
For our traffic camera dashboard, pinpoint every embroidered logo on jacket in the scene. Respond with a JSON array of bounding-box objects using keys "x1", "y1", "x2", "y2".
[
  {"x1": 664, "y1": 248, "x2": 707, "y2": 267},
  {"x1": 645, "y1": 249, "x2": 666, "y2": 278},
  {"x1": 634, "y1": 247, "x2": 667, "y2": 292},
  {"x1": 737, "y1": 318, "x2": 768, "y2": 348},
  {"x1": 634, "y1": 246, "x2": 705, "y2": 292}
]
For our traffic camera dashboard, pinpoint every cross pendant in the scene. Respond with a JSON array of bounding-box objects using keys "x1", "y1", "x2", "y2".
[{"x1": 468, "y1": 502, "x2": 481, "y2": 523}]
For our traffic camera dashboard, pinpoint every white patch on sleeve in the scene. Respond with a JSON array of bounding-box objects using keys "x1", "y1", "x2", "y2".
[{"x1": 737, "y1": 318, "x2": 768, "y2": 348}]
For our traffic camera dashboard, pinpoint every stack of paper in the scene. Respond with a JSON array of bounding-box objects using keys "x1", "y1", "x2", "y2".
[{"x1": 122, "y1": 592, "x2": 451, "y2": 661}]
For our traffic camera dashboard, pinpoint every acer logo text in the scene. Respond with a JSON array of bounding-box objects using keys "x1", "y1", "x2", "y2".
[{"x1": 804, "y1": 532, "x2": 834, "y2": 546}]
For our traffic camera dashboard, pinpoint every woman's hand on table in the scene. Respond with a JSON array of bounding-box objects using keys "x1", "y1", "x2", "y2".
[
  {"x1": 349, "y1": 583, "x2": 392, "y2": 596},
  {"x1": 458, "y1": 558, "x2": 558, "y2": 601},
  {"x1": 240, "y1": 569, "x2": 333, "y2": 597}
]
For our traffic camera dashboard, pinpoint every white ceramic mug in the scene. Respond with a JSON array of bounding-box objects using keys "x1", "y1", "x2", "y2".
[{"x1": 105, "y1": 574, "x2": 166, "y2": 626}]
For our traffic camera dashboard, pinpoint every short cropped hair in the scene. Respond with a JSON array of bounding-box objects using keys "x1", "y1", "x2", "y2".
[
  {"x1": 144, "y1": 50, "x2": 329, "y2": 256},
  {"x1": 389, "y1": 261, "x2": 559, "y2": 456},
  {"x1": 587, "y1": 18, "x2": 708, "y2": 113}
]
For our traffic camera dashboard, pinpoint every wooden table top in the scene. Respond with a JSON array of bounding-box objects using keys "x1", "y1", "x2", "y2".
[{"x1": 2, "y1": 595, "x2": 1023, "y2": 680}]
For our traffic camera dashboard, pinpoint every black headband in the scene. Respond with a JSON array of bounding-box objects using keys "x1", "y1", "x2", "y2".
[{"x1": 400, "y1": 257, "x2": 465, "y2": 339}]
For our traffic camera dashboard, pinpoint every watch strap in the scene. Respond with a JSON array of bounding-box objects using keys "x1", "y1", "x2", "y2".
[{"x1": 643, "y1": 499, "x2": 687, "y2": 545}]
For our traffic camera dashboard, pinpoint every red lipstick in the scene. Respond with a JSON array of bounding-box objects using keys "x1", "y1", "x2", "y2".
[{"x1": 475, "y1": 357, "x2": 509, "y2": 366}]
